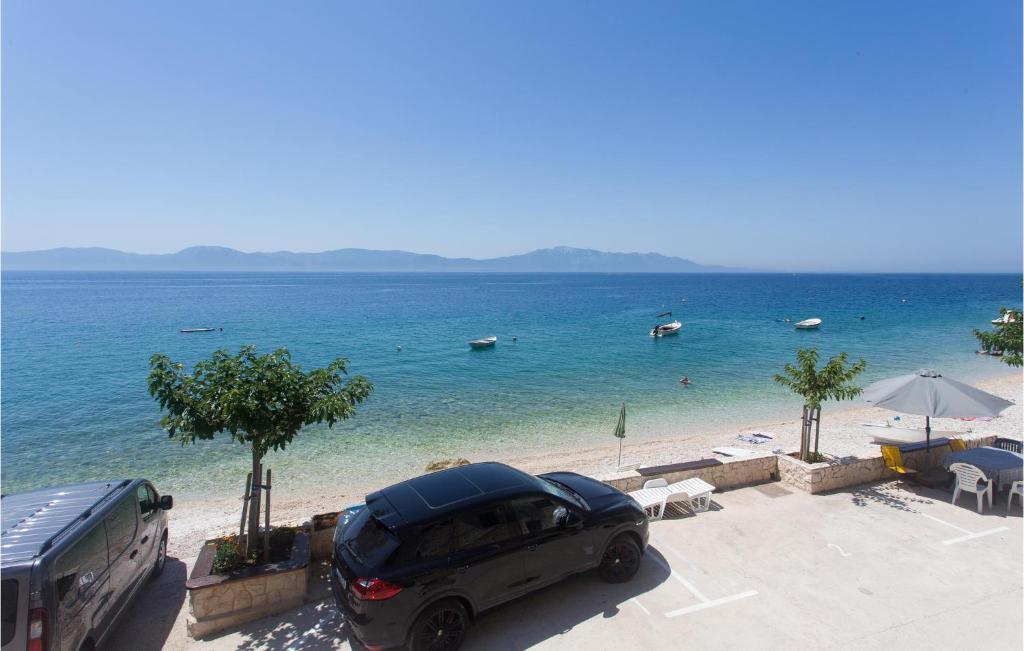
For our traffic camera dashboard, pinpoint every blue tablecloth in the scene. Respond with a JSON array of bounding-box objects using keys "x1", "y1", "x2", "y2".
[{"x1": 943, "y1": 446, "x2": 1024, "y2": 490}]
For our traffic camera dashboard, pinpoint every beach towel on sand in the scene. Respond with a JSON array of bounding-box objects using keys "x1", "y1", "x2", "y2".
[{"x1": 736, "y1": 434, "x2": 768, "y2": 444}]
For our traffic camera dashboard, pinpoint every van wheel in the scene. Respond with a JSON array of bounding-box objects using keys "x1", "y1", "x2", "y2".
[
  {"x1": 599, "y1": 534, "x2": 641, "y2": 583},
  {"x1": 407, "y1": 599, "x2": 470, "y2": 651},
  {"x1": 152, "y1": 534, "x2": 168, "y2": 578}
]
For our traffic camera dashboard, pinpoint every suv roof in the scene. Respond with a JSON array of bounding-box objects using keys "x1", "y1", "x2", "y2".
[
  {"x1": 1, "y1": 480, "x2": 132, "y2": 564},
  {"x1": 367, "y1": 462, "x2": 540, "y2": 530}
]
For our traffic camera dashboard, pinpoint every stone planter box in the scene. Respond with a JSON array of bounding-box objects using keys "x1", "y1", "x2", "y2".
[
  {"x1": 777, "y1": 453, "x2": 888, "y2": 494},
  {"x1": 185, "y1": 531, "x2": 311, "y2": 639}
]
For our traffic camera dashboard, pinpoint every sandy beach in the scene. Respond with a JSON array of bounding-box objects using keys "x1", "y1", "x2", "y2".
[{"x1": 164, "y1": 371, "x2": 1022, "y2": 560}]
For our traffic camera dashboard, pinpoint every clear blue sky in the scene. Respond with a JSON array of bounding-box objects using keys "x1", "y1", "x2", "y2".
[{"x1": 2, "y1": 1, "x2": 1021, "y2": 271}]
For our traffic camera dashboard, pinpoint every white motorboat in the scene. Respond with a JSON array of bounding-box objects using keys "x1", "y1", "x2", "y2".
[
  {"x1": 650, "y1": 321, "x2": 682, "y2": 337},
  {"x1": 992, "y1": 312, "x2": 1017, "y2": 325},
  {"x1": 794, "y1": 318, "x2": 822, "y2": 330},
  {"x1": 861, "y1": 423, "x2": 953, "y2": 446},
  {"x1": 469, "y1": 336, "x2": 497, "y2": 348}
]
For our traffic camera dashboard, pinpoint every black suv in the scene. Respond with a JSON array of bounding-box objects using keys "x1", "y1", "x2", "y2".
[{"x1": 331, "y1": 462, "x2": 649, "y2": 651}]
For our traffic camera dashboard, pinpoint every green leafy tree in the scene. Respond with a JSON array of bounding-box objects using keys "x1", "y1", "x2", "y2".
[
  {"x1": 148, "y1": 346, "x2": 372, "y2": 559},
  {"x1": 974, "y1": 308, "x2": 1022, "y2": 367},
  {"x1": 773, "y1": 348, "x2": 866, "y2": 462}
]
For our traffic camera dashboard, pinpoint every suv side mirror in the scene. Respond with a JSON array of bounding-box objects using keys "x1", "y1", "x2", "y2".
[
  {"x1": 159, "y1": 495, "x2": 174, "y2": 510},
  {"x1": 562, "y1": 511, "x2": 583, "y2": 530}
]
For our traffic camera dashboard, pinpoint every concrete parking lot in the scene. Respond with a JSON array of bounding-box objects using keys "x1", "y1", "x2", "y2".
[{"x1": 109, "y1": 480, "x2": 1023, "y2": 650}]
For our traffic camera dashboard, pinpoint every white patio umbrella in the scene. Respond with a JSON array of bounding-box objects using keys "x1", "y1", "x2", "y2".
[{"x1": 861, "y1": 369, "x2": 1014, "y2": 449}]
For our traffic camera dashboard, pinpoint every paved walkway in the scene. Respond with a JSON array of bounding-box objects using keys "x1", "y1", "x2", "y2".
[{"x1": 106, "y1": 480, "x2": 1024, "y2": 650}]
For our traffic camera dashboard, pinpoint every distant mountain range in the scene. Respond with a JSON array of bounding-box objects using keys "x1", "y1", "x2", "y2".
[{"x1": 1, "y1": 246, "x2": 738, "y2": 273}]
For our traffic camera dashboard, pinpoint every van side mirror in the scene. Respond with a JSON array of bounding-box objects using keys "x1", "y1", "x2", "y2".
[{"x1": 159, "y1": 495, "x2": 174, "y2": 510}]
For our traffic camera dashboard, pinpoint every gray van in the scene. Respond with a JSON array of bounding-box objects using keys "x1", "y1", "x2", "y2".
[{"x1": 1, "y1": 479, "x2": 172, "y2": 651}]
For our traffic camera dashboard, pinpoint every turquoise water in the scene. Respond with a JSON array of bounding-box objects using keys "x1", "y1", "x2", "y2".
[{"x1": 1, "y1": 272, "x2": 1018, "y2": 498}]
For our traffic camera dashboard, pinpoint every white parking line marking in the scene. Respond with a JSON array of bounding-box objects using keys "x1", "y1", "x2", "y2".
[
  {"x1": 942, "y1": 527, "x2": 1009, "y2": 545},
  {"x1": 921, "y1": 513, "x2": 973, "y2": 534},
  {"x1": 664, "y1": 590, "x2": 759, "y2": 618},
  {"x1": 630, "y1": 598, "x2": 651, "y2": 615},
  {"x1": 648, "y1": 552, "x2": 710, "y2": 602}
]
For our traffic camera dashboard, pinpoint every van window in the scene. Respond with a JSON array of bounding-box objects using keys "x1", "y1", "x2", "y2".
[
  {"x1": 53, "y1": 524, "x2": 108, "y2": 604},
  {"x1": 137, "y1": 484, "x2": 157, "y2": 520},
  {"x1": 1, "y1": 579, "x2": 17, "y2": 645},
  {"x1": 454, "y1": 506, "x2": 515, "y2": 551},
  {"x1": 105, "y1": 496, "x2": 138, "y2": 558}
]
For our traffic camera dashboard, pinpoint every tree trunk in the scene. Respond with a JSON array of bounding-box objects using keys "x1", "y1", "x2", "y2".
[{"x1": 246, "y1": 449, "x2": 262, "y2": 559}]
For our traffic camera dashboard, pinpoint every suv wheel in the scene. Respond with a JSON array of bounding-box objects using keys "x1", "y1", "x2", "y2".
[
  {"x1": 599, "y1": 534, "x2": 641, "y2": 583},
  {"x1": 407, "y1": 599, "x2": 470, "y2": 651},
  {"x1": 152, "y1": 533, "x2": 168, "y2": 578}
]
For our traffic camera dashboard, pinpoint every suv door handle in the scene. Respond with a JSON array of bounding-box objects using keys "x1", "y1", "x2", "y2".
[
  {"x1": 141, "y1": 536, "x2": 149, "y2": 545},
  {"x1": 456, "y1": 565, "x2": 470, "y2": 574},
  {"x1": 527, "y1": 544, "x2": 538, "y2": 551},
  {"x1": 129, "y1": 550, "x2": 139, "y2": 560}
]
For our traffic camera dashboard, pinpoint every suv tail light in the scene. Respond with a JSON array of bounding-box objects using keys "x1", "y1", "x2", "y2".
[
  {"x1": 28, "y1": 607, "x2": 49, "y2": 651},
  {"x1": 350, "y1": 577, "x2": 403, "y2": 601}
]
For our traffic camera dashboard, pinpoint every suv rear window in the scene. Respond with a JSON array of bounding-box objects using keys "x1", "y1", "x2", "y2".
[
  {"x1": 345, "y1": 509, "x2": 400, "y2": 568},
  {"x1": 1, "y1": 579, "x2": 17, "y2": 646}
]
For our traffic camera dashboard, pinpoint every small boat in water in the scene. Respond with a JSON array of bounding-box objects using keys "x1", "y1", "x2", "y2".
[
  {"x1": 649, "y1": 311, "x2": 682, "y2": 337},
  {"x1": 469, "y1": 336, "x2": 497, "y2": 348},
  {"x1": 794, "y1": 318, "x2": 822, "y2": 330},
  {"x1": 650, "y1": 321, "x2": 682, "y2": 337},
  {"x1": 180, "y1": 327, "x2": 218, "y2": 333},
  {"x1": 992, "y1": 312, "x2": 1017, "y2": 325}
]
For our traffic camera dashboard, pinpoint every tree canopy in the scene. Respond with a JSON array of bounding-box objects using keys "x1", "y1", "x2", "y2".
[
  {"x1": 773, "y1": 348, "x2": 866, "y2": 409},
  {"x1": 148, "y1": 345, "x2": 373, "y2": 458},
  {"x1": 974, "y1": 308, "x2": 1022, "y2": 368}
]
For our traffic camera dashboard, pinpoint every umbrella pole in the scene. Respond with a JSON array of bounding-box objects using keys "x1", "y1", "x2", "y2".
[
  {"x1": 618, "y1": 437, "x2": 623, "y2": 468},
  {"x1": 925, "y1": 416, "x2": 931, "y2": 451}
]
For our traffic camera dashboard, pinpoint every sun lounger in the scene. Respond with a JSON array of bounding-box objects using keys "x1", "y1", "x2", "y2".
[
  {"x1": 629, "y1": 477, "x2": 717, "y2": 519},
  {"x1": 628, "y1": 487, "x2": 674, "y2": 520},
  {"x1": 667, "y1": 478, "x2": 715, "y2": 512}
]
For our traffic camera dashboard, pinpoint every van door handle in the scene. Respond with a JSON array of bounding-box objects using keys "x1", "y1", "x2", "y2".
[
  {"x1": 129, "y1": 550, "x2": 139, "y2": 560},
  {"x1": 141, "y1": 536, "x2": 149, "y2": 545}
]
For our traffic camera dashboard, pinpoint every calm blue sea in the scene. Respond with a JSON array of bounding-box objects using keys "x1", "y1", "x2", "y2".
[{"x1": 1, "y1": 272, "x2": 1018, "y2": 498}]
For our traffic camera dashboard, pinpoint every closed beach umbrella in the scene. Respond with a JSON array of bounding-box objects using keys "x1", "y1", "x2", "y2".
[
  {"x1": 613, "y1": 403, "x2": 626, "y2": 467},
  {"x1": 862, "y1": 369, "x2": 1013, "y2": 449}
]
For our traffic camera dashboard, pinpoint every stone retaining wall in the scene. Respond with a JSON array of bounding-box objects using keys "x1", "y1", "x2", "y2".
[
  {"x1": 599, "y1": 453, "x2": 778, "y2": 494},
  {"x1": 601, "y1": 436, "x2": 997, "y2": 496},
  {"x1": 186, "y1": 532, "x2": 311, "y2": 639}
]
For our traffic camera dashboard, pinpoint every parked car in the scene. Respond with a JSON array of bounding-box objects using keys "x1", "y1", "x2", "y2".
[
  {"x1": 1, "y1": 479, "x2": 173, "y2": 651},
  {"x1": 331, "y1": 462, "x2": 649, "y2": 651}
]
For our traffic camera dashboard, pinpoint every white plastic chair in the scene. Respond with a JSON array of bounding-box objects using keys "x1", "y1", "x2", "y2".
[
  {"x1": 1008, "y1": 481, "x2": 1023, "y2": 511},
  {"x1": 949, "y1": 462, "x2": 994, "y2": 513}
]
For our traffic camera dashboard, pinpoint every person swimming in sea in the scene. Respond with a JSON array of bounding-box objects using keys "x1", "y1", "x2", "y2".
[{"x1": 680, "y1": 375, "x2": 691, "y2": 386}]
